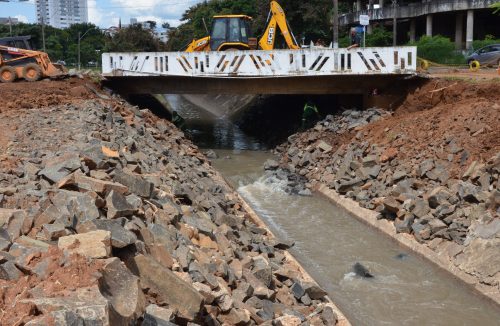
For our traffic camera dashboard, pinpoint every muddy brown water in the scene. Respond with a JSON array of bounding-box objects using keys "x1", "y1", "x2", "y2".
[
  {"x1": 166, "y1": 95, "x2": 500, "y2": 325},
  {"x1": 211, "y1": 150, "x2": 500, "y2": 326}
]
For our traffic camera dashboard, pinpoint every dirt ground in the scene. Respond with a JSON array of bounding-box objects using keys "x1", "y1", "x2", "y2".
[
  {"x1": 0, "y1": 78, "x2": 97, "y2": 112},
  {"x1": 361, "y1": 78, "x2": 500, "y2": 176}
]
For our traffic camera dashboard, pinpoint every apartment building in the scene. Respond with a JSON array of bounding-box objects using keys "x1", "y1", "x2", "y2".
[{"x1": 36, "y1": 0, "x2": 88, "y2": 29}]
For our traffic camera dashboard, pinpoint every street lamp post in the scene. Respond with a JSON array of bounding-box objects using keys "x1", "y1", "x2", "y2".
[
  {"x1": 392, "y1": 0, "x2": 398, "y2": 46},
  {"x1": 78, "y1": 28, "x2": 92, "y2": 70},
  {"x1": 332, "y1": 0, "x2": 339, "y2": 49}
]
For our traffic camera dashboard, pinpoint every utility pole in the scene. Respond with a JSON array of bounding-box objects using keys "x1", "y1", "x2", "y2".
[
  {"x1": 78, "y1": 28, "x2": 92, "y2": 70},
  {"x1": 8, "y1": 17, "x2": 13, "y2": 36},
  {"x1": 333, "y1": 0, "x2": 339, "y2": 49},
  {"x1": 78, "y1": 31, "x2": 81, "y2": 70},
  {"x1": 392, "y1": 0, "x2": 397, "y2": 46},
  {"x1": 41, "y1": 16, "x2": 46, "y2": 52}
]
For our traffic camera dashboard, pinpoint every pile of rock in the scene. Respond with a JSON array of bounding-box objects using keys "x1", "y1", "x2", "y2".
[
  {"x1": 0, "y1": 94, "x2": 337, "y2": 324},
  {"x1": 275, "y1": 108, "x2": 499, "y2": 289}
]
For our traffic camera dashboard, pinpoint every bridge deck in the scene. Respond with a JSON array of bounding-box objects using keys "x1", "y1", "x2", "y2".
[{"x1": 102, "y1": 47, "x2": 418, "y2": 95}]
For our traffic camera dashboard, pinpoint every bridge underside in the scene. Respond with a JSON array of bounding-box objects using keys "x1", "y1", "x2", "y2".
[{"x1": 103, "y1": 74, "x2": 423, "y2": 96}]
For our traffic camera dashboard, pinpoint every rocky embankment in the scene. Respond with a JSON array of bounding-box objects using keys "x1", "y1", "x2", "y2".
[
  {"x1": 273, "y1": 80, "x2": 500, "y2": 301},
  {"x1": 0, "y1": 79, "x2": 341, "y2": 325}
]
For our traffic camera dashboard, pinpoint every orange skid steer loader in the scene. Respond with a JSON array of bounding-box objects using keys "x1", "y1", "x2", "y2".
[{"x1": 0, "y1": 45, "x2": 67, "y2": 83}]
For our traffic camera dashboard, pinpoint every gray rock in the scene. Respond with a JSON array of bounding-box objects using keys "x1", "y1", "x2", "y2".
[
  {"x1": 302, "y1": 282, "x2": 327, "y2": 300},
  {"x1": 99, "y1": 257, "x2": 145, "y2": 323},
  {"x1": 0, "y1": 261, "x2": 23, "y2": 280},
  {"x1": 457, "y1": 181, "x2": 480, "y2": 203},
  {"x1": 427, "y1": 187, "x2": 451, "y2": 209},
  {"x1": 335, "y1": 178, "x2": 364, "y2": 194},
  {"x1": 252, "y1": 256, "x2": 272, "y2": 287},
  {"x1": 39, "y1": 153, "x2": 81, "y2": 183},
  {"x1": 395, "y1": 214, "x2": 414, "y2": 234},
  {"x1": 41, "y1": 223, "x2": 70, "y2": 240},
  {"x1": 428, "y1": 219, "x2": 447, "y2": 234},
  {"x1": 77, "y1": 219, "x2": 137, "y2": 249},
  {"x1": 204, "y1": 150, "x2": 218, "y2": 160},
  {"x1": 106, "y1": 190, "x2": 136, "y2": 219},
  {"x1": 383, "y1": 197, "x2": 400, "y2": 214},
  {"x1": 182, "y1": 214, "x2": 216, "y2": 236},
  {"x1": 411, "y1": 199, "x2": 431, "y2": 219},
  {"x1": 21, "y1": 285, "x2": 110, "y2": 325},
  {"x1": 143, "y1": 304, "x2": 176, "y2": 326},
  {"x1": 361, "y1": 165, "x2": 381, "y2": 179},
  {"x1": 317, "y1": 141, "x2": 333, "y2": 153},
  {"x1": 418, "y1": 159, "x2": 434, "y2": 177},
  {"x1": 114, "y1": 169, "x2": 154, "y2": 198},
  {"x1": 128, "y1": 254, "x2": 204, "y2": 321},
  {"x1": 263, "y1": 159, "x2": 279, "y2": 171}
]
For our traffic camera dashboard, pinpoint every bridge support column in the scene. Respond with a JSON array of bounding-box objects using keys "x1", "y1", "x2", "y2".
[
  {"x1": 409, "y1": 19, "x2": 416, "y2": 43},
  {"x1": 379, "y1": 0, "x2": 384, "y2": 8},
  {"x1": 426, "y1": 14, "x2": 433, "y2": 37},
  {"x1": 466, "y1": 10, "x2": 474, "y2": 50},
  {"x1": 455, "y1": 12, "x2": 463, "y2": 50}
]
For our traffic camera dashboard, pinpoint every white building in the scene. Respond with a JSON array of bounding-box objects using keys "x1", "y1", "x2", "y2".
[{"x1": 36, "y1": 0, "x2": 88, "y2": 29}]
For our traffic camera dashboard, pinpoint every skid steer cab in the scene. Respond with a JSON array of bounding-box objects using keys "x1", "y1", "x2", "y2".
[{"x1": 0, "y1": 43, "x2": 67, "y2": 83}]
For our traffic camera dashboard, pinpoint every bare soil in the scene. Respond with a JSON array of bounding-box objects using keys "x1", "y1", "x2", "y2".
[
  {"x1": 0, "y1": 78, "x2": 96, "y2": 112},
  {"x1": 362, "y1": 79, "x2": 500, "y2": 176},
  {"x1": 0, "y1": 247, "x2": 103, "y2": 326}
]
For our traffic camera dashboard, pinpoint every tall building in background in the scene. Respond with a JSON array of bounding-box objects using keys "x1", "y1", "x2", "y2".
[{"x1": 36, "y1": 0, "x2": 88, "y2": 28}]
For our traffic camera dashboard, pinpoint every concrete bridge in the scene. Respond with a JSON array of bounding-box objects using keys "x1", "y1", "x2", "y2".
[{"x1": 101, "y1": 47, "x2": 419, "y2": 95}]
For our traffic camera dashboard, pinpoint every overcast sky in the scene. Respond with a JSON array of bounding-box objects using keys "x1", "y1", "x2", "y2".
[{"x1": 1, "y1": 0, "x2": 203, "y2": 27}]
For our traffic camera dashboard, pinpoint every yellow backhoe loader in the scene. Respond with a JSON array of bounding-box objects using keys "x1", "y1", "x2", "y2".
[
  {"x1": 0, "y1": 39, "x2": 67, "y2": 83},
  {"x1": 185, "y1": 0, "x2": 299, "y2": 52}
]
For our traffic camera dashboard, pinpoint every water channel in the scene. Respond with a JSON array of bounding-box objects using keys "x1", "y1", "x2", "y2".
[{"x1": 169, "y1": 95, "x2": 500, "y2": 325}]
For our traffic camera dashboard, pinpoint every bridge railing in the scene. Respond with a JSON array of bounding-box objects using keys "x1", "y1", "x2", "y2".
[{"x1": 102, "y1": 47, "x2": 417, "y2": 77}]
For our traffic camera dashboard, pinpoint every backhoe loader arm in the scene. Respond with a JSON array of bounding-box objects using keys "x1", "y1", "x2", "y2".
[
  {"x1": 259, "y1": 1, "x2": 299, "y2": 50},
  {"x1": 185, "y1": 36, "x2": 211, "y2": 52}
]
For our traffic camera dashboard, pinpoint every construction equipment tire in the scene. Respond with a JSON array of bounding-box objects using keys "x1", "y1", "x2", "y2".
[
  {"x1": 0, "y1": 66, "x2": 17, "y2": 83},
  {"x1": 469, "y1": 60, "x2": 480, "y2": 72},
  {"x1": 419, "y1": 59, "x2": 430, "y2": 71},
  {"x1": 23, "y1": 63, "x2": 42, "y2": 82}
]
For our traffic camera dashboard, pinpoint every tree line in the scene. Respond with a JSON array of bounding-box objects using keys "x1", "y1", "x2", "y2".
[{"x1": 0, "y1": 22, "x2": 165, "y2": 67}]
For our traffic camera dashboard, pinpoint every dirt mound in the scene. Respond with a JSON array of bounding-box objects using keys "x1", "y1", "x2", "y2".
[
  {"x1": 0, "y1": 78, "x2": 96, "y2": 112},
  {"x1": 364, "y1": 79, "x2": 500, "y2": 176},
  {"x1": 396, "y1": 79, "x2": 500, "y2": 115}
]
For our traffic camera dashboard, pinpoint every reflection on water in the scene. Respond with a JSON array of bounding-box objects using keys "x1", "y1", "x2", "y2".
[
  {"x1": 212, "y1": 150, "x2": 500, "y2": 326},
  {"x1": 164, "y1": 94, "x2": 265, "y2": 150},
  {"x1": 190, "y1": 118, "x2": 266, "y2": 150}
]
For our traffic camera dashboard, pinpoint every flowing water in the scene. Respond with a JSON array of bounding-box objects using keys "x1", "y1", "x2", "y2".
[{"x1": 166, "y1": 96, "x2": 500, "y2": 325}]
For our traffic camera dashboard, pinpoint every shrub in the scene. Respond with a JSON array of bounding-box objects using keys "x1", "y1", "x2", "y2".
[
  {"x1": 366, "y1": 27, "x2": 393, "y2": 47},
  {"x1": 471, "y1": 35, "x2": 500, "y2": 52},
  {"x1": 410, "y1": 35, "x2": 455, "y2": 63}
]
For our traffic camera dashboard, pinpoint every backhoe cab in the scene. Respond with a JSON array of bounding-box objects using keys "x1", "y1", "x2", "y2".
[{"x1": 185, "y1": 1, "x2": 299, "y2": 52}]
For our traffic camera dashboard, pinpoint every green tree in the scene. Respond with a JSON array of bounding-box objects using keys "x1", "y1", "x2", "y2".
[
  {"x1": 105, "y1": 24, "x2": 164, "y2": 52},
  {"x1": 491, "y1": 2, "x2": 500, "y2": 14},
  {"x1": 166, "y1": 0, "x2": 343, "y2": 51}
]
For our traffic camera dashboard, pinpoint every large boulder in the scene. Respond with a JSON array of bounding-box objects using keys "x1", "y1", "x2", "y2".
[
  {"x1": 127, "y1": 254, "x2": 204, "y2": 321},
  {"x1": 99, "y1": 258, "x2": 146, "y2": 323}
]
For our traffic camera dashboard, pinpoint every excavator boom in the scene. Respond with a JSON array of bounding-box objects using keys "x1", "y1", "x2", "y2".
[
  {"x1": 185, "y1": 1, "x2": 299, "y2": 52},
  {"x1": 185, "y1": 36, "x2": 211, "y2": 52},
  {"x1": 258, "y1": 1, "x2": 299, "y2": 51}
]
